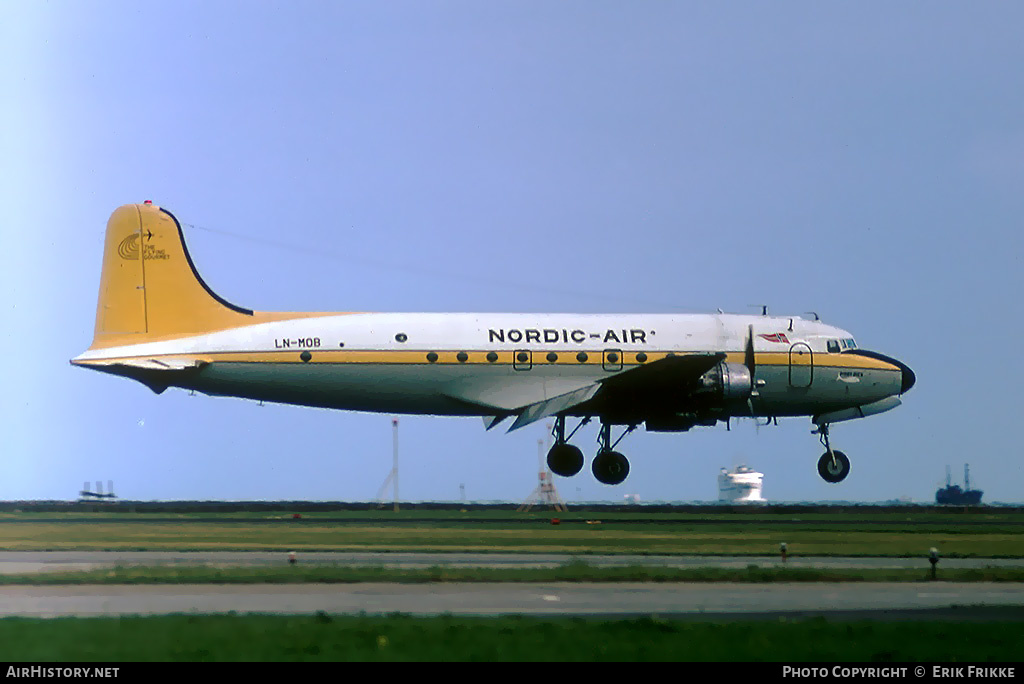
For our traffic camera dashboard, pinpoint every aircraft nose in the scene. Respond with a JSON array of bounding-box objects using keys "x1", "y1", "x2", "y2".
[
  {"x1": 898, "y1": 360, "x2": 916, "y2": 394},
  {"x1": 879, "y1": 353, "x2": 916, "y2": 394},
  {"x1": 846, "y1": 350, "x2": 915, "y2": 394}
]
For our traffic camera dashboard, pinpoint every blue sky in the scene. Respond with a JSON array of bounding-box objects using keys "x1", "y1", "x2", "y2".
[{"x1": 2, "y1": 2, "x2": 1022, "y2": 503}]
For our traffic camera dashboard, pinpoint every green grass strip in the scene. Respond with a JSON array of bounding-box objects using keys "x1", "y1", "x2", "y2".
[
  {"x1": 0, "y1": 614, "x2": 1021, "y2": 661},
  {"x1": 1, "y1": 521, "x2": 1020, "y2": 557}
]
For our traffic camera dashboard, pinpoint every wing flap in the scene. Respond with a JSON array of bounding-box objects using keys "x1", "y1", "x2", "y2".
[
  {"x1": 482, "y1": 414, "x2": 512, "y2": 431},
  {"x1": 446, "y1": 376, "x2": 600, "y2": 412},
  {"x1": 507, "y1": 383, "x2": 601, "y2": 431}
]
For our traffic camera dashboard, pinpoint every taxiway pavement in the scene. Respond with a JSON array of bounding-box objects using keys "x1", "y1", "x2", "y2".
[
  {"x1": 1, "y1": 551, "x2": 1021, "y2": 574},
  {"x1": 1, "y1": 582, "x2": 1022, "y2": 619}
]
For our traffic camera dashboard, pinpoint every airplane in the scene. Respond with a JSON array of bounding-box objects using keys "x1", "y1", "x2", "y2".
[{"x1": 72, "y1": 202, "x2": 915, "y2": 486}]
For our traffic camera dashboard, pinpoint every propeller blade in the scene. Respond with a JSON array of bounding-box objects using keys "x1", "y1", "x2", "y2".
[
  {"x1": 745, "y1": 325, "x2": 759, "y2": 421},
  {"x1": 744, "y1": 325, "x2": 756, "y2": 375}
]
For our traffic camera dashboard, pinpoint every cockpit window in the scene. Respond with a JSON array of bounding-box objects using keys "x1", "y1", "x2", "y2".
[{"x1": 827, "y1": 340, "x2": 840, "y2": 353}]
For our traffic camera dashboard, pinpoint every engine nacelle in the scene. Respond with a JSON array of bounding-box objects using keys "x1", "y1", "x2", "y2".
[{"x1": 698, "y1": 361, "x2": 753, "y2": 402}]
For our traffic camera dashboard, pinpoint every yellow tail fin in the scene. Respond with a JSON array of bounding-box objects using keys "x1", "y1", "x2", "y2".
[{"x1": 89, "y1": 202, "x2": 254, "y2": 350}]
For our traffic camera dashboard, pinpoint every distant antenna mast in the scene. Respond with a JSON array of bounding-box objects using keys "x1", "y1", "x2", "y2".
[
  {"x1": 519, "y1": 425, "x2": 567, "y2": 512},
  {"x1": 376, "y1": 418, "x2": 400, "y2": 511}
]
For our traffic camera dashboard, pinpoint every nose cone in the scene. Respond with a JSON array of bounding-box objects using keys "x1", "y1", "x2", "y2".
[
  {"x1": 845, "y1": 350, "x2": 915, "y2": 394},
  {"x1": 899, "y1": 361, "x2": 916, "y2": 394}
]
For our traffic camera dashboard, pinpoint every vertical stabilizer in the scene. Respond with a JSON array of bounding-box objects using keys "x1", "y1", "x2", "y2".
[
  {"x1": 88, "y1": 202, "x2": 253, "y2": 350},
  {"x1": 94, "y1": 204, "x2": 147, "y2": 338}
]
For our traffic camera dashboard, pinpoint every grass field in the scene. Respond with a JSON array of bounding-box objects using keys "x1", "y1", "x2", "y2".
[
  {"x1": 1, "y1": 507, "x2": 1021, "y2": 556},
  {"x1": 4, "y1": 507, "x2": 1021, "y2": 523},
  {"x1": 2, "y1": 507, "x2": 1021, "y2": 662},
  {"x1": 2, "y1": 613, "x2": 1021, "y2": 661}
]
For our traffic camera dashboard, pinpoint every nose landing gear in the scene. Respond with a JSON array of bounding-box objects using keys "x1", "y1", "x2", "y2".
[{"x1": 813, "y1": 423, "x2": 850, "y2": 483}]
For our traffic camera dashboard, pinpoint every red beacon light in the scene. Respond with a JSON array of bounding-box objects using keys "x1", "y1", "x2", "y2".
[{"x1": 143, "y1": 200, "x2": 152, "y2": 205}]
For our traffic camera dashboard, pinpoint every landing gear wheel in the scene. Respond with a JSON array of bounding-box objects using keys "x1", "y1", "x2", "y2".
[
  {"x1": 547, "y1": 443, "x2": 584, "y2": 477},
  {"x1": 592, "y1": 449, "x2": 630, "y2": 485},
  {"x1": 817, "y1": 450, "x2": 850, "y2": 483}
]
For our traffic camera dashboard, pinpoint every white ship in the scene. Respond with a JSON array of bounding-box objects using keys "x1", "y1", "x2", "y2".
[{"x1": 718, "y1": 465, "x2": 765, "y2": 503}]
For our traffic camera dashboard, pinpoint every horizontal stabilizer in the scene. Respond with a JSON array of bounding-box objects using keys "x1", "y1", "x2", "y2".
[
  {"x1": 75, "y1": 358, "x2": 207, "y2": 395},
  {"x1": 84, "y1": 358, "x2": 206, "y2": 371},
  {"x1": 507, "y1": 383, "x2": 601, "y2": 431}
]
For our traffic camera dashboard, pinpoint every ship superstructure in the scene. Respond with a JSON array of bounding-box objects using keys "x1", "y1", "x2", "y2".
[{"x1": 718, "y1": 465, "x2": 765, "y2": 503}]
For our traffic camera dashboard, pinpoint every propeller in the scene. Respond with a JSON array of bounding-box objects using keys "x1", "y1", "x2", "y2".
[
  {"x1": 744, "y1": 325, "x2": 758, "y2": 423},
  {"x1": 744, "y1": 324, "x2": 756, "y2": 378}
]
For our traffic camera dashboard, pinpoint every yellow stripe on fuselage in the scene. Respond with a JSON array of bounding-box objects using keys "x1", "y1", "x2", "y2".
[{"x1": 74, "y1": 350, "x2": 901, "y2": 371}]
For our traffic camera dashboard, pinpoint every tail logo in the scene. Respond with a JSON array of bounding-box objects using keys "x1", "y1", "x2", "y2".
[{"x1": 118, "y1": 231, "x2": 169, "y2": 261}]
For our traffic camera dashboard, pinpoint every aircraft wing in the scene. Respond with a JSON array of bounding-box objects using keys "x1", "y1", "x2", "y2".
[
  {"x1": 598, "y1": 352, "x2": 725, "y2": 396},
  {"x1": 506, "y1": 352, "x2": 726, "y2": 431},
  {"x1": 506, "y1": 383, "x2": 602, "y2": 431}
]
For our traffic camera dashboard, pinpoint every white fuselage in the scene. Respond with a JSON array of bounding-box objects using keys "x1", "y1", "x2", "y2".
[{"x1": 75, "y1": 312, "x2": 904, "y2": 424}]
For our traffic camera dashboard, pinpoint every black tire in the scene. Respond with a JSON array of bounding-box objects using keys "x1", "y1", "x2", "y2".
[
  {"x1": 817, "y1": 450, "x2": 850, "y2": 483},
  {"x1": 547, "y1": 443, "x2": 584, "y2": 477},
  {"x1": 592, "y1": 449, "x2": 630, "y2": 485}
]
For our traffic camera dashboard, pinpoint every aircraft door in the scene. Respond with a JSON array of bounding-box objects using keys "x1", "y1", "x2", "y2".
[{"x1": 789, "y1": 342, "x2": 813, "y2": 388}]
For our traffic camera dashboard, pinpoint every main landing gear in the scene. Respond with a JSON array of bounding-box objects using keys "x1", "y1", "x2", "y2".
[
  {"x1": 592, "y1": 421, "x2": 635, "y2": 486},
  {"x1": 546, "y1": 416, "x2": 585, "y2": 477},
  {"x1": 813, "y1": 423, "x2": 850, "y2": 484},
  {"x1": 546, "y1": 416, "x2": 635, "y2": 486}
]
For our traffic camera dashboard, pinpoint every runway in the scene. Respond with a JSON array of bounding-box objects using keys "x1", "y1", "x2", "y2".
[
  {"x1": 0, "y1": 550, "x2": 1021, "y2": 574},
  {"x1": 1, "y1": 582, "x2": 1022, "y2": 619}
]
